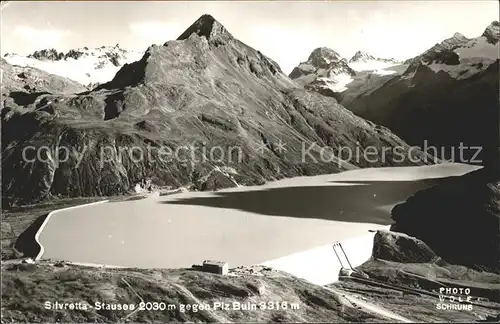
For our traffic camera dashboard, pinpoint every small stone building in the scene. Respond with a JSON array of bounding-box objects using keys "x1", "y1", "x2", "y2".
[{"x1": 201, "y1": 260, "x2": 229, "y2": 275}]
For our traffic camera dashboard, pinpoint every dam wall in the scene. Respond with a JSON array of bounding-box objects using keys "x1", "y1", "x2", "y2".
[{"x1": 260, "y1": 227, "x2": 390, "y2": 286}]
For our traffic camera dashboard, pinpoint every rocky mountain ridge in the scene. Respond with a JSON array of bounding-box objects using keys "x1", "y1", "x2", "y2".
[
  {"x1": 349, "y1": 51, "x2": 400, "y2": 64},
  {"x1": 403, "y1": 32, "x2": 471, "y2": 65}
]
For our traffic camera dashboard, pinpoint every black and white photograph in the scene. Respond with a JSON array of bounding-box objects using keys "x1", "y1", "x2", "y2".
[{"x1": 1, "y1": 0, "x2": 499, "y2": 322}]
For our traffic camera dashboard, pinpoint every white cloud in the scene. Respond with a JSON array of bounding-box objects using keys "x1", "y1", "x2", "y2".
[
  {"x1": 129, "y1": 21, "x2": 183, "y2": 44},
  {"x1": 12, "y1": 26, "x2": 70, "y2": 50}
]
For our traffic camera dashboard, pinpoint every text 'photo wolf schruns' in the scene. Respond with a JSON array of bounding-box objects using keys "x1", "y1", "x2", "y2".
[{"x1": 1, "y1": 0, "x2": 499, "y2": 323}]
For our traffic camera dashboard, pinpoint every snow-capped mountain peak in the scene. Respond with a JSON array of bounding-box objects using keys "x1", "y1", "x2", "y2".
[
  {"x1": 289, "y1": 46, "x2": 406, "y2": 95},
  {"x1": 307, "y1": 47, "x2": 345, "y2": 68},
  {"x1": 3, "y1": 45, "x2": 144, "y2": 88},
  {"x1": 403, "y1": 32, "x2": 470, "y2": 66},
  {"x1": 349, "y1": 51, "x2": 399, "y2": 64},
  {"x1": 289, "y1": 47, "x2": 356, "y2": 93},
  {"x1": 440, "y1": 33, "x2": 470, "y2": 49},
  {"x1": 452, "y1": 32, "x2": 467, "y2": 39},
  {"x1": 349, "y1": 51, "x2": 376, "y2": 63},
  {"x1": 25, "y1": 48, "x2": 64, "y2": 61},
  {"x1": 24, "y1": 44, "x2": 132, "y2": 64},
  {"x1": 407, "y1": 21, "x2": 499, "y2": 81},
  {"x1": 348, "y1": 51, "x2": 401, "y2": 73},
  {"x1": 482, "y1": 21, "x2": 500, "y2": 44}
]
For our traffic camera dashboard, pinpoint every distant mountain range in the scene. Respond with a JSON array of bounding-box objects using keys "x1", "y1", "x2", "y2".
[
  {"x1": 349, "y1": 51, "x2": 400, "y2": 64},
  {"x1": 289, "y1": 48, "x2": 402, "y2": 98},
  {"x1": 348, "y1": 51, "x2": 401, "y2": 72},
  {"x1": 340, "y1": 21, "x2": 499, "y2": 169},
  {"x1": 3, "y1": 45, "x2": 143, "y2": 88},
  {"x1": 3, "y1": 43, "x2": 402, "y2": 94},
  {"x1": 1, "y1": 14, "x2": 429, "y2": 206}
]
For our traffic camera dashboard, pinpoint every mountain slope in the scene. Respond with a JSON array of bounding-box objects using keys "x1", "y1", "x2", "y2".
[
  {"x1": 2, "y1": 14, "x2": 429, "y2": 206},
  {"x1": 391, "y1": 169, "x2": 500, "y2": 272},
  {"x1": 1, "y1": 58, "x2": 87, "y2": 95},
  {"x1": 342, "y1": 21, "x2": 500, "y2": 168},
  {"x1": 3, "y1": 45, "x2": 143, "y2": 88}
]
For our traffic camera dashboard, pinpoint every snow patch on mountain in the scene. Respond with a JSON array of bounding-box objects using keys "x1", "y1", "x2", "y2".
[
  {"x1": 312, "y1": 74, "x2": 354, "y2": 93},
  {"x1": 404, "y1": 33, "x2": 471, "y2": 66},
  {"x1": 289, "y1": 47, "x2": 356, "y2": 94},
  {"x1": 349, "y1": 51, "x2": 401, "y2": 74},
  {"x1": 455, "y1": 37, "x2": 499, "y2": 60},
  {"x1": 3, "y1": 45, "x2": 144, "y2": 87},
  {"x1": 349, "y1": 61, "x2": 399, "y2": 74},
  {"x1": 290, "y1": 48, "x2": 405, "y2": 95},
  {"x1": 372, "y1": 68, "x2": 399, "y2": 76},
  {"x1": 427, "y1": 29, "x2": 499, "y2": 79},
  {"x1": 406, "y1": 22, "x2": 498, "y2": 80}
]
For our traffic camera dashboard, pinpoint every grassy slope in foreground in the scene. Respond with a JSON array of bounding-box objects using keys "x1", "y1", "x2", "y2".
[{"x1": 1, "y1": 263, "x2": 387, "y2": 323}]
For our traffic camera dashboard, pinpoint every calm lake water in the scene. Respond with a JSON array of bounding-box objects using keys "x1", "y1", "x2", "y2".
[{"x1": 38, "y1": 163, "x2": 479, "y2": 268}]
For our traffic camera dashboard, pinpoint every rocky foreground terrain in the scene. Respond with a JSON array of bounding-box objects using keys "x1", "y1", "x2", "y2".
[
  {"x1": 1, "y1": 14, "x2": 430, "y2": 206},
  {"x1": 1, "y1": 262, "x2": 385, "y2": 323},
  {"x1": 331, "y1": 234, "x2": 500, "y2": 322},
  {"x1": 1, "y1": 230, "x2": 498, "y2": 323}
]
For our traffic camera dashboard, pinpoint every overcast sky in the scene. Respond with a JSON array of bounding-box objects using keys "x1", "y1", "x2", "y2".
[{"x1": 1, "y1": 1, "x2": 498, "y2": 73}]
